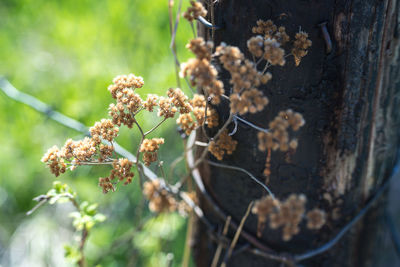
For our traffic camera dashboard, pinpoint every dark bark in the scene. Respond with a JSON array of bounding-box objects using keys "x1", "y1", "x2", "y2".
[{"x1": 193, "y1": 0, "x2": 400, "y2": 266}]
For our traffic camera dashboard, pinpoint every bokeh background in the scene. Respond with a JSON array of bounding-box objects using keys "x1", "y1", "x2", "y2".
[{"x1": 0, "y1": 0, "x2": 196, "y2": 266}]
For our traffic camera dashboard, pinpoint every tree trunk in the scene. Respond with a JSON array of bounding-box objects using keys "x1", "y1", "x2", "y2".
[{"x1": 193, "y1": 0, "x2": 400, "y2": 266}]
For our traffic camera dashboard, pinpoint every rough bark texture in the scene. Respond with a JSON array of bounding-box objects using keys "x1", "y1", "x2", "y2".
[{"x1": 193, "y1": 0, "x2": 400, "y2": 266}]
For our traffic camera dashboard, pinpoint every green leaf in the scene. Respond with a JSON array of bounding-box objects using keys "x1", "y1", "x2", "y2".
[{"x1": 64, "y1": 244, "x2": 82, "y2": 263}]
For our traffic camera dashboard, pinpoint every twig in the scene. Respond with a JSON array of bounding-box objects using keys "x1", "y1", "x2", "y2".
[
  {"x1": 168, "y1": 0, "x2": 181, "y2": 88},
  {"x1": 211, "y1": 216, "x2": 231, "y2": 267},
  {"x1": 26, "y1": 197, "x2": 49, "y2": 216},
  {"x1": 182, "y1": 211, "x2": 195, "y2": 267},
  {"x1": 168, "y1": 153, "x2": 185, "y2": 179},
  {"x1": 207, "y1": 160, "x2": 275, "y2": 198},
  {"x1": 144, "y1": 118, "x2": 167, "y2": 136},
  {"x1": 210, "y1": 0, "x2": 216, "y2": 40},
  {"x1": 27, "y1": 193, "x2": 76, "y2": 215},
  {"x1": 78, "y1": 228, "x2": 89, "y2": 267},
  {"x1": 221, "y1": 201, "x2": 254, "y2": 267}
]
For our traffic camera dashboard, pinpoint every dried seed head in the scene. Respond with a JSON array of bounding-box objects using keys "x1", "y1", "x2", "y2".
[
  {"x1": 292, "y1": 31, "x2": 312, "y2": 66},
  {"x1": 143, "y1": 179, "x2": 177, "y2": 213},
  {"x1": 208, "y1": 129, "x2": 238, "y2": 160},
  {"x1": 306, "y1": 209, "x2": 326, "y2": 230},
  {"x1": 264, "y1": 38, "x2": 285, "y2": 66},
  {"x1": 183, "y1": 1, "x2": 207, "y2": 22}
]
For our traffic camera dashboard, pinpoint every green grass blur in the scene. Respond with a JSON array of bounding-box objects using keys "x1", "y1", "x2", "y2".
[{"x1": 0, "y1": 0, "x2": 195, "y2": 266}]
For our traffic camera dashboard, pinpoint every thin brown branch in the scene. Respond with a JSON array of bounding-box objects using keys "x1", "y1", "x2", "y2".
[
  {"x1": 221, "y1": 201, "x2": 254, "y2": 267},
  {"x1": 78, "y1": 228, "x2": 89, "y2": 267},
  {"x1": 144, "y1": 118, "x2": 167, "y2": 136},
  {"x1": 211, "y1": 216, "x2": 231, "y2": 267},
  {"x1": 207, "y1": 160, "x2": 275, "y2": 198}
]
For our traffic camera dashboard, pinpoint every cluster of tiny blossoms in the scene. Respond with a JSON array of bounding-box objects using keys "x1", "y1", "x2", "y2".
[
  {"x1": 139, "y1": 138, "x2": 165, "y2": 166},
  {"x1": 143, "y1": 179, "x2": 176, "y2": 213},
  {"x1": 144, "y1": 180, "x2": 197, "y2": 215},
  {"x1": 252, "y1": 194, "x2": 326, "y2": 241},
  {"x1": 215, "y1": 43, "x2": 271, "y2": 115},
  {"x1": 108, "y1": 74, "x2": 144, "y2": 128},
  {"x1": 250, "y1": 19, "x2": 311, "y2": 66},
  {"x1": 181, "y1": 38, "x2": 224, "y2": 104},
  {"x1": 252, "y1": 19, "x2": 290, "y2": 45},
  {"x1": 99, "y1": 158, "x2": 134, "y2": 193},
  {"x1": 42, "y1": 119, "x2": 120, "y2": 178},
  {"x1": 292, "y1": 32, "x2": 312, "y2": 66},
  {"x1": 41, "y1": 117, "x2": 137, "y2": 193},
  {"x1": 208, "y1": 129, "x2": 238, "y2": 160},
  {"x1": 183, "y1": 0, "x2": 207, "y2": 22},
  {"x1": 257, "y1": 109, "x2": 305, "y2": 177},
  {"x1": 177, "y1": 93, "x2": 219, "y2": 135},
  {"x1": 257, "y1": 109, "x2": 305, "y2": 153},
  {"x1": 43, "y1": 73, "x2": 223, "y2": 194}
]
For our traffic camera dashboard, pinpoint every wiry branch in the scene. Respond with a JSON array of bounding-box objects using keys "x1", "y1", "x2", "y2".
[{"x1": 207, "y1": 160, "x2": 275, "y2": 198}]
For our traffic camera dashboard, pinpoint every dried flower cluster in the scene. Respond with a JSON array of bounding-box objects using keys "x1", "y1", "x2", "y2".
[
  {"x1": 42, "y1": 72, "x2": 224, "y2": 194},
  {"x1": 215, "y1": 43, "x2": 271, "y2": 115},
  {"x1": 90, "y1": 119, "x2": 119, "y2": 143},
  {"x1": 251, "y1": 195, "x2": 279, "y2": 238},
  {"x1": 257, "y1": 109, "x2": 304, "y2": 177},
  {"x1": 177, "y1": 93, "x2": 219, "y2": 135},
  {"x1": 306, "y1": 208, "x2": 327, "y2": 229},
  {"x1": 98, "y1": 158, "x2": 134, "y2": 193},
  {"x1": 292, "y1": 32, "x2": 312, "y2": 66},
  {"x1": 269, "y1": 194, "x2": 306, "y2": 241},
  {"x1": 108, "y1": 74, "x2": 144, "y2": 128},
  {"x1": 42, "y1": 119, "x2": 121, "y2": 177},
  {"x1": 263, "y1": 38, "x2": 286, "y2": 66},
  {"x1": 157, "y1": 96, "x2": 178, "y2": 118},
  {"x1": 41, "y1": 146, "x2": 67, "y2": 177},
  {"x1": 208, "y1": 129, "x2": 238, "y2": 160},
  {"x1": 139, "y1": 138, "x2": 165, "y2": 166},
  {"x1": 252, "y1": 20, "x2": 290, "y2": 45},
  {"x1": 42, "y1": 116, "x2": 137, "y2": 194},
  {"x1": 181, "y1": 38, "x2": 224, "y2": 104},
  {"x1": 257, "y1": 109, "x2": 305, "y2": 153},
  {"x1": 143, "y1": 179, "x2": 176, "y2": 213},
  {"x1": 183, "y1": 1, "x2": 207, "y2": 22},
  {"x1": 143, "y1": 94, "x2": 158, "y2": 112},
  {"x1": 167, "y1": 88, "x2": 192, "y2": 114},
  {"x1": 252, "y1": 194, "x2": 326, "y2": 241},
  {"x1": 230, "y1": 88, "x2": 269, "y2": 115},
  {"x1": 250, "y1": 19, "x2": 311, "y2": 66},
  {"x1": 190, "y1": 94, "x2": 219, "y2": 128}
]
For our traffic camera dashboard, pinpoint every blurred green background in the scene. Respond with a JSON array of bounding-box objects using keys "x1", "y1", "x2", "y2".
[{"x1": 0, "y1": 0, "x2": 195, "y2": 266}]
